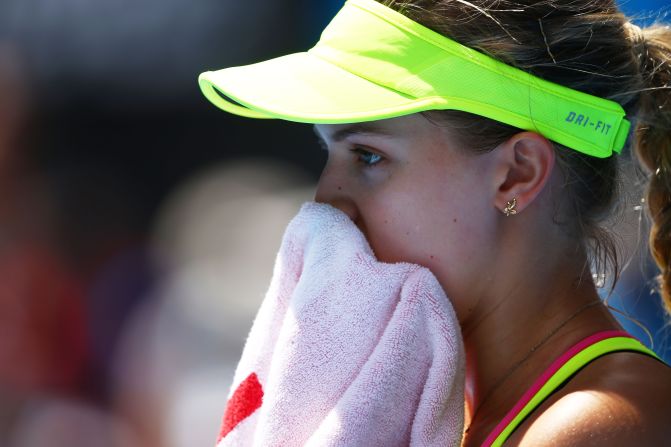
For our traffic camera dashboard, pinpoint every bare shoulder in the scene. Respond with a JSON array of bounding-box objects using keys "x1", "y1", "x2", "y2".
[{"x1": 508, "y1": 352, "x2": 671, "y2": 446}]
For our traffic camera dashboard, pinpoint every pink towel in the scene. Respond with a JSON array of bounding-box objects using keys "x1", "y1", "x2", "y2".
[{"x1": 216, "y1": 202, "x2": 465, "y2": 447}]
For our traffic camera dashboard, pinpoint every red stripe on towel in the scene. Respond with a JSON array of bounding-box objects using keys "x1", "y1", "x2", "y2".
[{"x1": 217, "y1": 372, "x2": 264, "y2": 443}]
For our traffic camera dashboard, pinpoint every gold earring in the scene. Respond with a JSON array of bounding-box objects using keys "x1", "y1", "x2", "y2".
[{"x1": 503, "y1": 198, "x2": 518, "y2": 217}]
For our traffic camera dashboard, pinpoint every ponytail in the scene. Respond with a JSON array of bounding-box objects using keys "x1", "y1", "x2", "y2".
[{"x1": 630, "y1": 23, "x2": 671, "y2": 315}]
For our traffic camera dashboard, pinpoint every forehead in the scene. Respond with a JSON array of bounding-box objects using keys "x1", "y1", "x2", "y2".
[{"x1": 313, "y1": 114, "x2": 438, "y2": 143}]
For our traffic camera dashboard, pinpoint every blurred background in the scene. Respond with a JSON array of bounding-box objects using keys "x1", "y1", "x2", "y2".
[{"x1": 0, "y1": 0, "x2": 668, "y2": 446}]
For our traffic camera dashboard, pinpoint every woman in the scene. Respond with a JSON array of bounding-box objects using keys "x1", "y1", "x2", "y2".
[{"x1": 199, "y1": 0, "x2": 671, "y2": 444}]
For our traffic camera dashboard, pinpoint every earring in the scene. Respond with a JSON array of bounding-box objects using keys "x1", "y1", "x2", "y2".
[{"x1": 503, "y1": 198, "x2": 518, "y2": 217}]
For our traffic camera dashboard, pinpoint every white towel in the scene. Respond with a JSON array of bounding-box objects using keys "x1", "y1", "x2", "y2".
[{"x1": 216, "y1": 202, "x2": 465, "y2": 446}]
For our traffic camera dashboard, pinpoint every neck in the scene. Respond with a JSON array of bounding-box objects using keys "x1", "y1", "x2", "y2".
[{"x1": 460, "y1": 237, "x2": 621, "y2": 442}]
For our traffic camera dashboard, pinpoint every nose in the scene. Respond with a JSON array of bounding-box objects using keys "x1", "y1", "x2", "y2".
[{"x1": 313, "y1": 164, "x2": 359, "y2": 222}]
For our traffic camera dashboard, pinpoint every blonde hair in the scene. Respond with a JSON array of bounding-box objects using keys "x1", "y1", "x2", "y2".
[{"x1": 380, "y1": 0, "x2": 671, "y2": 314}]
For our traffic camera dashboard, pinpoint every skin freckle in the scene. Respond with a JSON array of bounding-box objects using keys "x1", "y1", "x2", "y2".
[{"x1": 453, "y1": 218, "x2": 458, "y2": 223}]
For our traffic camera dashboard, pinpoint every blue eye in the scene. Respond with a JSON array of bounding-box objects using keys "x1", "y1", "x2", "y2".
[{"x1": 352, "y1": 148, "x2": 383, "y2": 166}]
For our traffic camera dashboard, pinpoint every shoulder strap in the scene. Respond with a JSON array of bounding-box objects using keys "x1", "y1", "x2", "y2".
[{"x1": 484, "y1": 330, "x2": 661, "y2": 447}]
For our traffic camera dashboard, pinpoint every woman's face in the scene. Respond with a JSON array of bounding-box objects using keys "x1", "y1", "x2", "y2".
[{"x1": 314, "y1": 114, "x2": 502, "y2": 318}]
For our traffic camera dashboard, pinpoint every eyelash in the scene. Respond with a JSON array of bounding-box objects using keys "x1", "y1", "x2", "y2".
[
  {"x1": 315, "y1": 138, "x2": 384, "y2": 167},
  {"x1": 351, "y1": 147, "x2": 384, "y2": 167}
]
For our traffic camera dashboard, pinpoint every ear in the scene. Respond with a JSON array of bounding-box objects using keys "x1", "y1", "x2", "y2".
[{"x1": 493, "y1": 132, "x2": 555, "y2": 214}]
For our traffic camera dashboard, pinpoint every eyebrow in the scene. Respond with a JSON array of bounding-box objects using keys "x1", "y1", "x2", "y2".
[{"x1": 313, "y1": 122, "x2": 396, "y2": 144}]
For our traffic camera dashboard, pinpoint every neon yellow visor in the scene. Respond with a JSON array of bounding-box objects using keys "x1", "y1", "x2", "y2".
[{"x1": 199, "y1": 0, "x2": 631, "y2": 158}]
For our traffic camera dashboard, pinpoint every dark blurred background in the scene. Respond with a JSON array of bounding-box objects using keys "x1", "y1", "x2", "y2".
[{"x1": 0, "y1": 0, "x2": 668, "y2": 446}]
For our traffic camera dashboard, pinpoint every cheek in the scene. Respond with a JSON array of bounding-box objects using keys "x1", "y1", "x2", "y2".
[
  {"x1": 360, "y1": 174, "x2": 494, "y2": 296},
  {"x1": 362, "y1": 189, "x2": 475, "y2": 261}
]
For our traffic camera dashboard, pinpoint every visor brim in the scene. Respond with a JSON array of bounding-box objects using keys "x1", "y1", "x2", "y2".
[{"x1": 198, "y1": 52, "x2": 439, "y2": 124}]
